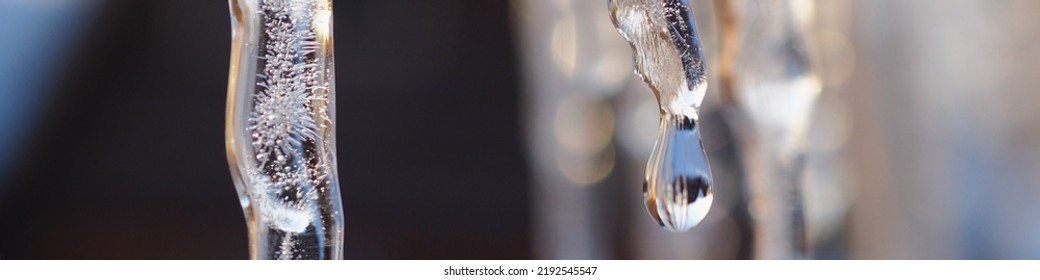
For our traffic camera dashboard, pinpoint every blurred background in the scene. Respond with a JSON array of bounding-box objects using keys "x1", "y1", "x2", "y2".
[{"x1": 1, "y1": 0, "x2": 1039, "y2": 259}]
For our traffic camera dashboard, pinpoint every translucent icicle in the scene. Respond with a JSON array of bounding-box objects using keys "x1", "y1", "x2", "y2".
[
  {"x1": 609, "y1": 0, "x2": 714, "y2": 232},
  {"x1": 225, "y1": 0, "x2": 343, "y2": 259}
]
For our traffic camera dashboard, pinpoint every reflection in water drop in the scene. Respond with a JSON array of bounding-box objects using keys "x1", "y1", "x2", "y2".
[{"x1": 609, "y1": 0, "x2": 713, "y2": 231}]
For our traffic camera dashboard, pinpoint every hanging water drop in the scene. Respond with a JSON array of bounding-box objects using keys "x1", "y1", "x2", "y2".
[{"x1": 609, "y1": 0, "x2": 714, "y2": 231}]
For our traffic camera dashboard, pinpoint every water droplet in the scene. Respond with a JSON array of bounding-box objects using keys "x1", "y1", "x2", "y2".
[{"x1": 610, "y1": 0, "x2": 714, "y2": 231}]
